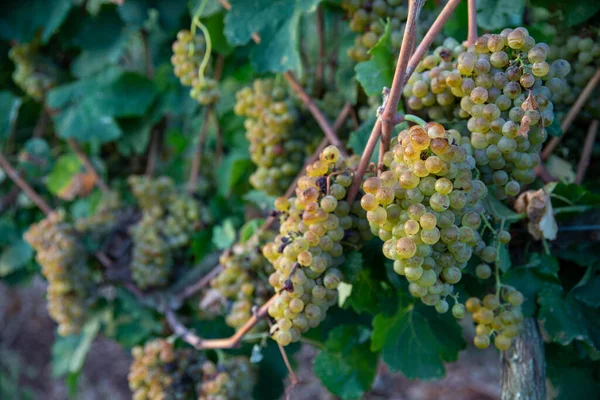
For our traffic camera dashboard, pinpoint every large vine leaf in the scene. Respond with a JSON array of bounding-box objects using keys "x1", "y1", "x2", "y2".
[
  {"x1": 355, "y1": 21, "x2": 394, "y2": 97},
  {"x1": 372, "y1": 297, "x2": 465, "y2": 379},
  {"x1": 0, "y1": 240, "x2": 33, "y2": 277},
  {"x1": 573, "y1": 275, "x2": 600, "y2": 307},
  {"x1": 314, "y1": 325, "x2": 378, "y2": 400},
  {"x1": 477, "y1": 0, "x2": 524, "y2": 30},
  {"x1": 546, "y1": 344, "x2": 600, "y2": 400},
  {"x1": 224, "y1": 0, "x2": 321, "y2": 72},
  {"x1": 0, "y1": 0, "x2": 72, "y2": 43},
  {"x1": 348, "y1": 116, "x2": 379, "y2": 163},
  {"x1": 0, "y1": 91, "x2": 22, "y2": 138}
]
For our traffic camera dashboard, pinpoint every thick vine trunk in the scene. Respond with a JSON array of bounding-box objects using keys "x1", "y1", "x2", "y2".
[{"x1": 501, "y1": 318, "x2": 546, "y2": 400}]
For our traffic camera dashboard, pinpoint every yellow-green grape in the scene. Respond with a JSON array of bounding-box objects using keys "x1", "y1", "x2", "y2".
[
  {"x1": 264, "y1": 146, "x2": 370, "y2": 346},
  {"x1": 8, "y1": 41, "x2": 56, "y2": 100},
  {"x1": 128, "y1": 176, "x2": 208, "y2": 289},
  {"x1": 210, "y1": 230, "x2": 275, "y2": 330},
  {"x1": 128, "y1": 339, "x2": 205, "y2": 400},
  {"x1": 24, "y1": 211, "x2": 96, "y2": 336},
  {"x1": 465, "y1": 289, "x2": 525, "y2": 351},
  {"x1": 199, "y1": 357, "x2": 257, "y2": 400},
  {"x1": 235, "y1": 79, "x2": 314, "y2": 195},
  {"x1": 171, "y1": 29, "x2": 220, "y2": 105},
  {"x1": 363, "y1": 123, "x2": 488, "y2": 313}
]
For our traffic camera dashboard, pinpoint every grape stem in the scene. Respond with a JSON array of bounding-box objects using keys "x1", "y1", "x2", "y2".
[
  {"x1": 403, "y1": 114, "x2": 427, "y2": 127},
  {"x1": 166, "y1": 294, "x2": 278, "y2": 350},
  {"x1": 575, "y1": 119, "x2": 598, "y2": 184},
  {"x1": 378, "y1": 0, "x2": 425, "y2": 170},
  {"x1": 267, "y1": 319, "x2": 298, "y2": 389},
  {"x1": 467, "y1": 0, "x2": 478, "y2": 46},
  {"x1": 0, "y1": 150, "x2": 54, "y2": 216},
  {"x1": 67, "y1": 138, "x2": 111, "y2": 195},
  {"x1": 495, "y1": 218, "x2": 506, "y2": 298},
  {"x1": 314, "y1": 4, "x2": 326, "y2": 98},
  {"x1": 540, "y1": 68, "x2": 600, "y2": 161},
  {"x1": 347, "y1": 0, "x2": 461, "y2": 204},
  {"x1": 283, "y1": 71, "x2": 346, "y2": 152}
]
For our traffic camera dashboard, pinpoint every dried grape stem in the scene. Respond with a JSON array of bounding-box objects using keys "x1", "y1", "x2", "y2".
[
  {"x1": 575, "y1": 119, "x2": 599, "y2": 184},
  {"x1": 541, "y1": 68, "x2": 600, "y2": 161},
  {"x1": 283, "y1": 71, "x2": 346, "y2": 151},
  {"x1": 167, "y1": 295, "x2": 278, "y2": 350},
  {"x1": 467, "y1": 0, "x2": 478, "y2": 46},
  {"x1": 67, "y1": 138, "x2": 110, "y2": 194},
  {"x1": 0, "y1": 150, "x2": 54, "y2": 216},
  {"x1": 379, "y1": 0, "x2": 425, "y2": 169}
]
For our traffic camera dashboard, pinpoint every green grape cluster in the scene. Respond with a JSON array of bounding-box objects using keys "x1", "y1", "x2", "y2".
[
  {"x1": 405, "y1": 29, "x2": 570, "y2": 199},
  {"x1": 341, "y1": 0, "x2": 440, "y2": 62},
  {"x1": 210, "y1": 231, "x2": 275, "y2": 330},
  {"x1": 549, "y1": 33, "x2": 599, "y2": 108},
  {"x1": 9, "y1": 41, "x2": 56, "y2": 100},
  {"x1": 75, "y1": 191, "x2": 121, "y2": 234},
  {"x1": 363, "y1": 123, "x2": 492, "y2": 315},
  {"x1": 171, "y1": 29, "x2": 220, "y2": 105},
  {"x1": 234, "y1": 79, "x2": 308, "y2": 195},
  {"x1": 24, "y1": 212, "x2": 96, "y2": 336},
  {"x1": 466, "y1": 287, "x2": 525, "y2": 350},
  {"x1": 128, "y1": 176, "x2": 208, "y2": 289},
  {"x1": 262, "y1": 146, "x2": 371, "y2": 346},
  {"x1": 199, "y1": 357, "x2": 257, "y2": 400},
  {"x1": 128, "y1": 339, "x2": 205, "y2": 400}
]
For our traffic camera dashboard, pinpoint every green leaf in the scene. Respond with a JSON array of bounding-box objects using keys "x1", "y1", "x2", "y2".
[
  {"x1": 348, "y1": 116, "x2": 379, "y2": 163},
  {"x1": 112, "y1": 289, "x2": 162, "y2": 347},
  {"x1": 443, "y1": 0, "x2": 468, "y2": 41},
  {"x1": 355, "y1": 21, "x2": 394, "y2": 96},
  {"x1": 573, "y1": 276, "x2": 600, "y2": 307},
  {"x1": 19, "y1": 138, "x2": 54, "y2": 178},
  {"x1": 537, "y1": 286, "x2": 596, "y2": 348},
  {"x1": 239, "y1": 218, "x2": 265, "y2": 243},
  {"x1": 88, "y1": 72, "x2": 158, "y2": 118},
  {"x1": 546, "y1": 117, "x2": 562, "y2": 137},
  {"x1": 347, "y1": 268, "x2": 394, "y2": 315},
  {"x1": 477, "y1": 0, "x2": 524, "y2": 31},
  {"x1": 216, "y1": 151, "x2": 253, "y2": 196},
  {"x1": 0, "y1": 0, "x2": 72, "y2": 43},
  {"x1": 70, "y1": 317, "x2": 101, "y2": 372},
  {"x1": 189, "y1": 0, "x2": 223, "y2": 17},
  {"x1": 0, "y1": 91, "x2": 22, "y2": 138},
  {"x1": 483, "y1": 193, "x2": 521, "y2": 222},
  {"x1": 46, "y1": 154, "x2": 83, "y2": 196},
  {"x1": 552, "y1": 183, "x2": 600, "y2": 206},
  {"x1": 0, "y1": 219, "x2": 18, "y2": 246},
  {"x1": 372, "y1": 298, "x2": 465, "y2": 379},
  {"x1": 243, "y1": 190, "x2": 276, "y2": 211},
  {"x1": 51, "y1": 316, "x2": 101, "y2": 377},
  {"x1": 203, "y1": 12, "x2": 234, "y2": 56},
  {"x1": 546, "y1": 343, "x2": 600, "y2": 400},
  {"x1": 497, "y1": 245, "x2": 511, "y2": 273},
  {"x1": 502, "y1": 252, "x2": 560, "y2": 316},
  {"x1": 212, "y1": 219, "x2": 237, "y2": 250},
  {"x1": 563, "y1": 0, "x2": 600, "y2": 26},
  {"x1": 0, "y1": 240, "x2": 33, "y2": 277},
  {"x1": 314, "y1": 325, "x2": 378, "y2": 400},
  {"x1": 225, "y1": 0, "x2": 321, "y2": 73}
]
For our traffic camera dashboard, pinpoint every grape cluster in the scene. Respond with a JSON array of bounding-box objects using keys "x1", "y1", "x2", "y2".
[
  {"x1": 262, "y1": 146, "x2": 371, "y2": 346},
  {"x1": 363, "y1": 123, "x2": 492, "y2": 315},
  {"x1": 234, "y1": 79, "x2": 308, "y2": 195},
  {"x1": 24, "y1": 212, "x2": 96, "y2": 336},
  {"x1": 210, "y1": 231, "x2": 275, "y2": 330},
  {"x1": 341, "y1": 0, "x2": 441, "y2": 62},
  {"x1": 171, "y1": 29, "x2": 220, "y2": 105},
  {"x1": 128, "y1": 176, "x2": 208, "y2": 289},
  {"x1": 128, "y1": 339, "x2": 204, "y2": 400},
  {"x1": 549, "y1": 33, "x2": 599, "y2": 109},
  {"x1": 9, "y1": 41, "x2": 55, "y2": 100},
  {"x1": 198, "y1": 357, "x2": 257, "y2": 400},
  {"x1": 404, "y1": 29, "x2": 570, "y2": 199},
  {"x1": 466, "y1": 288, "x2": 524, "y2": 350}
]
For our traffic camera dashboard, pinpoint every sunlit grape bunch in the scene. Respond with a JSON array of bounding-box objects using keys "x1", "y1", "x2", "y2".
[
  {"x1": 262, "y1": 145, "x2": 370, "y2": 346},
  {"x1": 234, "y1": 79, "x2": 309, "y2": 195},
  {"x1": 341, "y1": 0, "x2": 440, "y2": 62},
  {"x1": 24, "y1": 211, "x2": 96, "y2": 336},
  {"x1": 363, "y1": 122, "x2": 490, "y2": 314},
  {"x1": 128, "y1": 338, "x2": 204, "y2": 400},
  {"x1": 199, "y1": 356, "x2": 257, "y2": 400},
  {"x1": 466, "y1": 287, "x2": 525, "y2": 350},
  {"x1": 210, "y1": 230, "x2": 275, "y2": 330},
  {"x1": 171, "y1": 29, "x2": 220, "y2": 105},
  {"x1": 128, "y1": 176, "x2": 208, "y2": 289},
  {"x1": 9, "y1": 41, "x2": 56, "y2": 100}
]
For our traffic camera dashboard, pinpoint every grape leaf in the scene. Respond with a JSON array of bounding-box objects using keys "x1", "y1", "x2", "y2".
[
  {"x1": 46, "y1": 154, "x2": 84, "y2": 196},
  {"x1": 112, "y1": 289, "x2": 163, "y2": 348},
  {"x1": 0, "y1": 91, "x2": 22, "y2": 138},
  {"x1": 545, "y1": 343, "x2": 600, "y2": 400},
  {"x1": 216, "y1": 150, "x2": 253, "y2": 196},
  {"x1": 314, "y1": 325, "x2": 378, "y2": 400},
  {"x1": 563, "y1": 0, "x2": 600, "y2": 26},
  {"x1": 224, "y1": 0, "x2": 321, "y2": 73},
  {"x1": 573, "y1": 275, "x2": 600, "y2": 307},
  {"x1": 19, "y1": 138, "x2": 53, "y2": 178},
  {"x1": 0, "y1": 240, "x2": 33, "y2": 277},
  {"x1": 239, "y1": 218, "x2": 265, "y2": 243},
  {"x1": 443, "y1": 0, "x2": 468, "y2": 42},
  {"x1": 348, "y1": 116, "x2": 379, "y2": 163},
  {"x1": 372, "y1": 298, "x2": 465, "y2": 379},
  {"x1": 477, "y1": 0, "x2": 524, "y2": 31},
  {"x1": 51, "y1": 316, "x2": 101, "y2": 378},
  {"x1": 212, "y1": 218, "x2": 237, "y2": 250},
  {"x1": 0, "y1": 0, "x2": 72, "y2": 43},
  {"x1": 243, "y1": 190, "x2": 276, "y2": 211},
  {"x1": 502, "y1": 252, "x2": 560, "y2": 316},
  {"x1": 355, "y1": 21, "x2": 394, "y2": 97}
]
